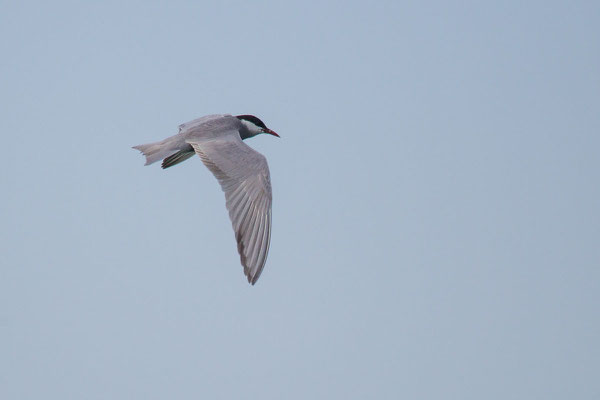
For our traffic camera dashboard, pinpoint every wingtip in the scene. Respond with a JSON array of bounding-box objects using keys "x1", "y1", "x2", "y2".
[
  {"x1": 246, "y1": 269, "x2": 256, "y2": 285},
  {"x1": 244, "y1": 266, "x2": 259, "y2": 286}
]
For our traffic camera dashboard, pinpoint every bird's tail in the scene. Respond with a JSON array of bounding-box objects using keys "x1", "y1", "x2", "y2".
[{"x1": 132, "y1": 140, "x2": 178, "y2": 166}]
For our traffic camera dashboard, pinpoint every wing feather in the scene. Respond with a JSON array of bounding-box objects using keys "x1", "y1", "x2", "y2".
[{"x1": 188, "y1": 132, "x2": 273, "y2": 284}]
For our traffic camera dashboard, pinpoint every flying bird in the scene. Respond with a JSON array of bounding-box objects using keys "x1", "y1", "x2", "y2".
[{"x1": 133, "y1": 114, "x2": 279, "y2": 285}]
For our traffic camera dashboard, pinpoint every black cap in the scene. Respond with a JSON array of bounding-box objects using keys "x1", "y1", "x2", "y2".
[{"x1": 236, "y1": 115, "x2": 268, "y2": 130}]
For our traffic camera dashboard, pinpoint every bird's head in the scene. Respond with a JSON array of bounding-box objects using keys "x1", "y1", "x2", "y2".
[{"x1": 237, "y1": 115, "x2": 280, "y2": 140}]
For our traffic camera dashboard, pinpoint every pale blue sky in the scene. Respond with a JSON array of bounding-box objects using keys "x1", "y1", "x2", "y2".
[{"x1": 1, "y1": 1, "x2": 599, "y2": 399}]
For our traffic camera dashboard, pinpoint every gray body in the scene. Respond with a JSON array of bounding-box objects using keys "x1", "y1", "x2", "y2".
[
  {"x1": 133, "y1": 114, "x2": 274, "y2": 285},
  {"x1": 134, "y1": 114, "x2": 255, "y2": 167}
]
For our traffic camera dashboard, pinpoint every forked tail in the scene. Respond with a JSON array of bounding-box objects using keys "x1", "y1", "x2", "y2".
[{"x1": 132, "y1": 140, "x2": 178, "y2": 166}]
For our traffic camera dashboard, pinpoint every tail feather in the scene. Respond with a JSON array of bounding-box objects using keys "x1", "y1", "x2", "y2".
[{"x1": 132, "y1": 141, "x2": 178, "y2": 166}]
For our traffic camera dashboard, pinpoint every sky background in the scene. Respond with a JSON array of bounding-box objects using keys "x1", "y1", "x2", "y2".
[{"x1": 1, "y1": 1, "x2": 599, "y2": 399}]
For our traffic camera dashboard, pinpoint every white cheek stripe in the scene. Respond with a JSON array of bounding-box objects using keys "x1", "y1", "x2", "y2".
[{"x1": 240, "y1": 119, "x2": 262, "y2": 134}]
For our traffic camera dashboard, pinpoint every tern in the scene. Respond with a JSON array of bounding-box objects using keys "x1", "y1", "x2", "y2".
[{"x1": 133, "y1": 114, "x2": 279, "y2": 285}]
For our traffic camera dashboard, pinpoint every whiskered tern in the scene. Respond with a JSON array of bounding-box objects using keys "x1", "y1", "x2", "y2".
[{"x1": 133, "y1": 114, "x2": 279, "y2": 285}]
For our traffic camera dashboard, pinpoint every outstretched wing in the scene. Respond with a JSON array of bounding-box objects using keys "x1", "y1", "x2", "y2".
[{"x1": 187, "y1": 132, "x2": 272, "y2": 284}]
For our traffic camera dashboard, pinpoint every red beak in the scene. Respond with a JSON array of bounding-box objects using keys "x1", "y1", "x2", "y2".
[{"x1": 264, "y1": 128, "x2": 280, "y2": 138}]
